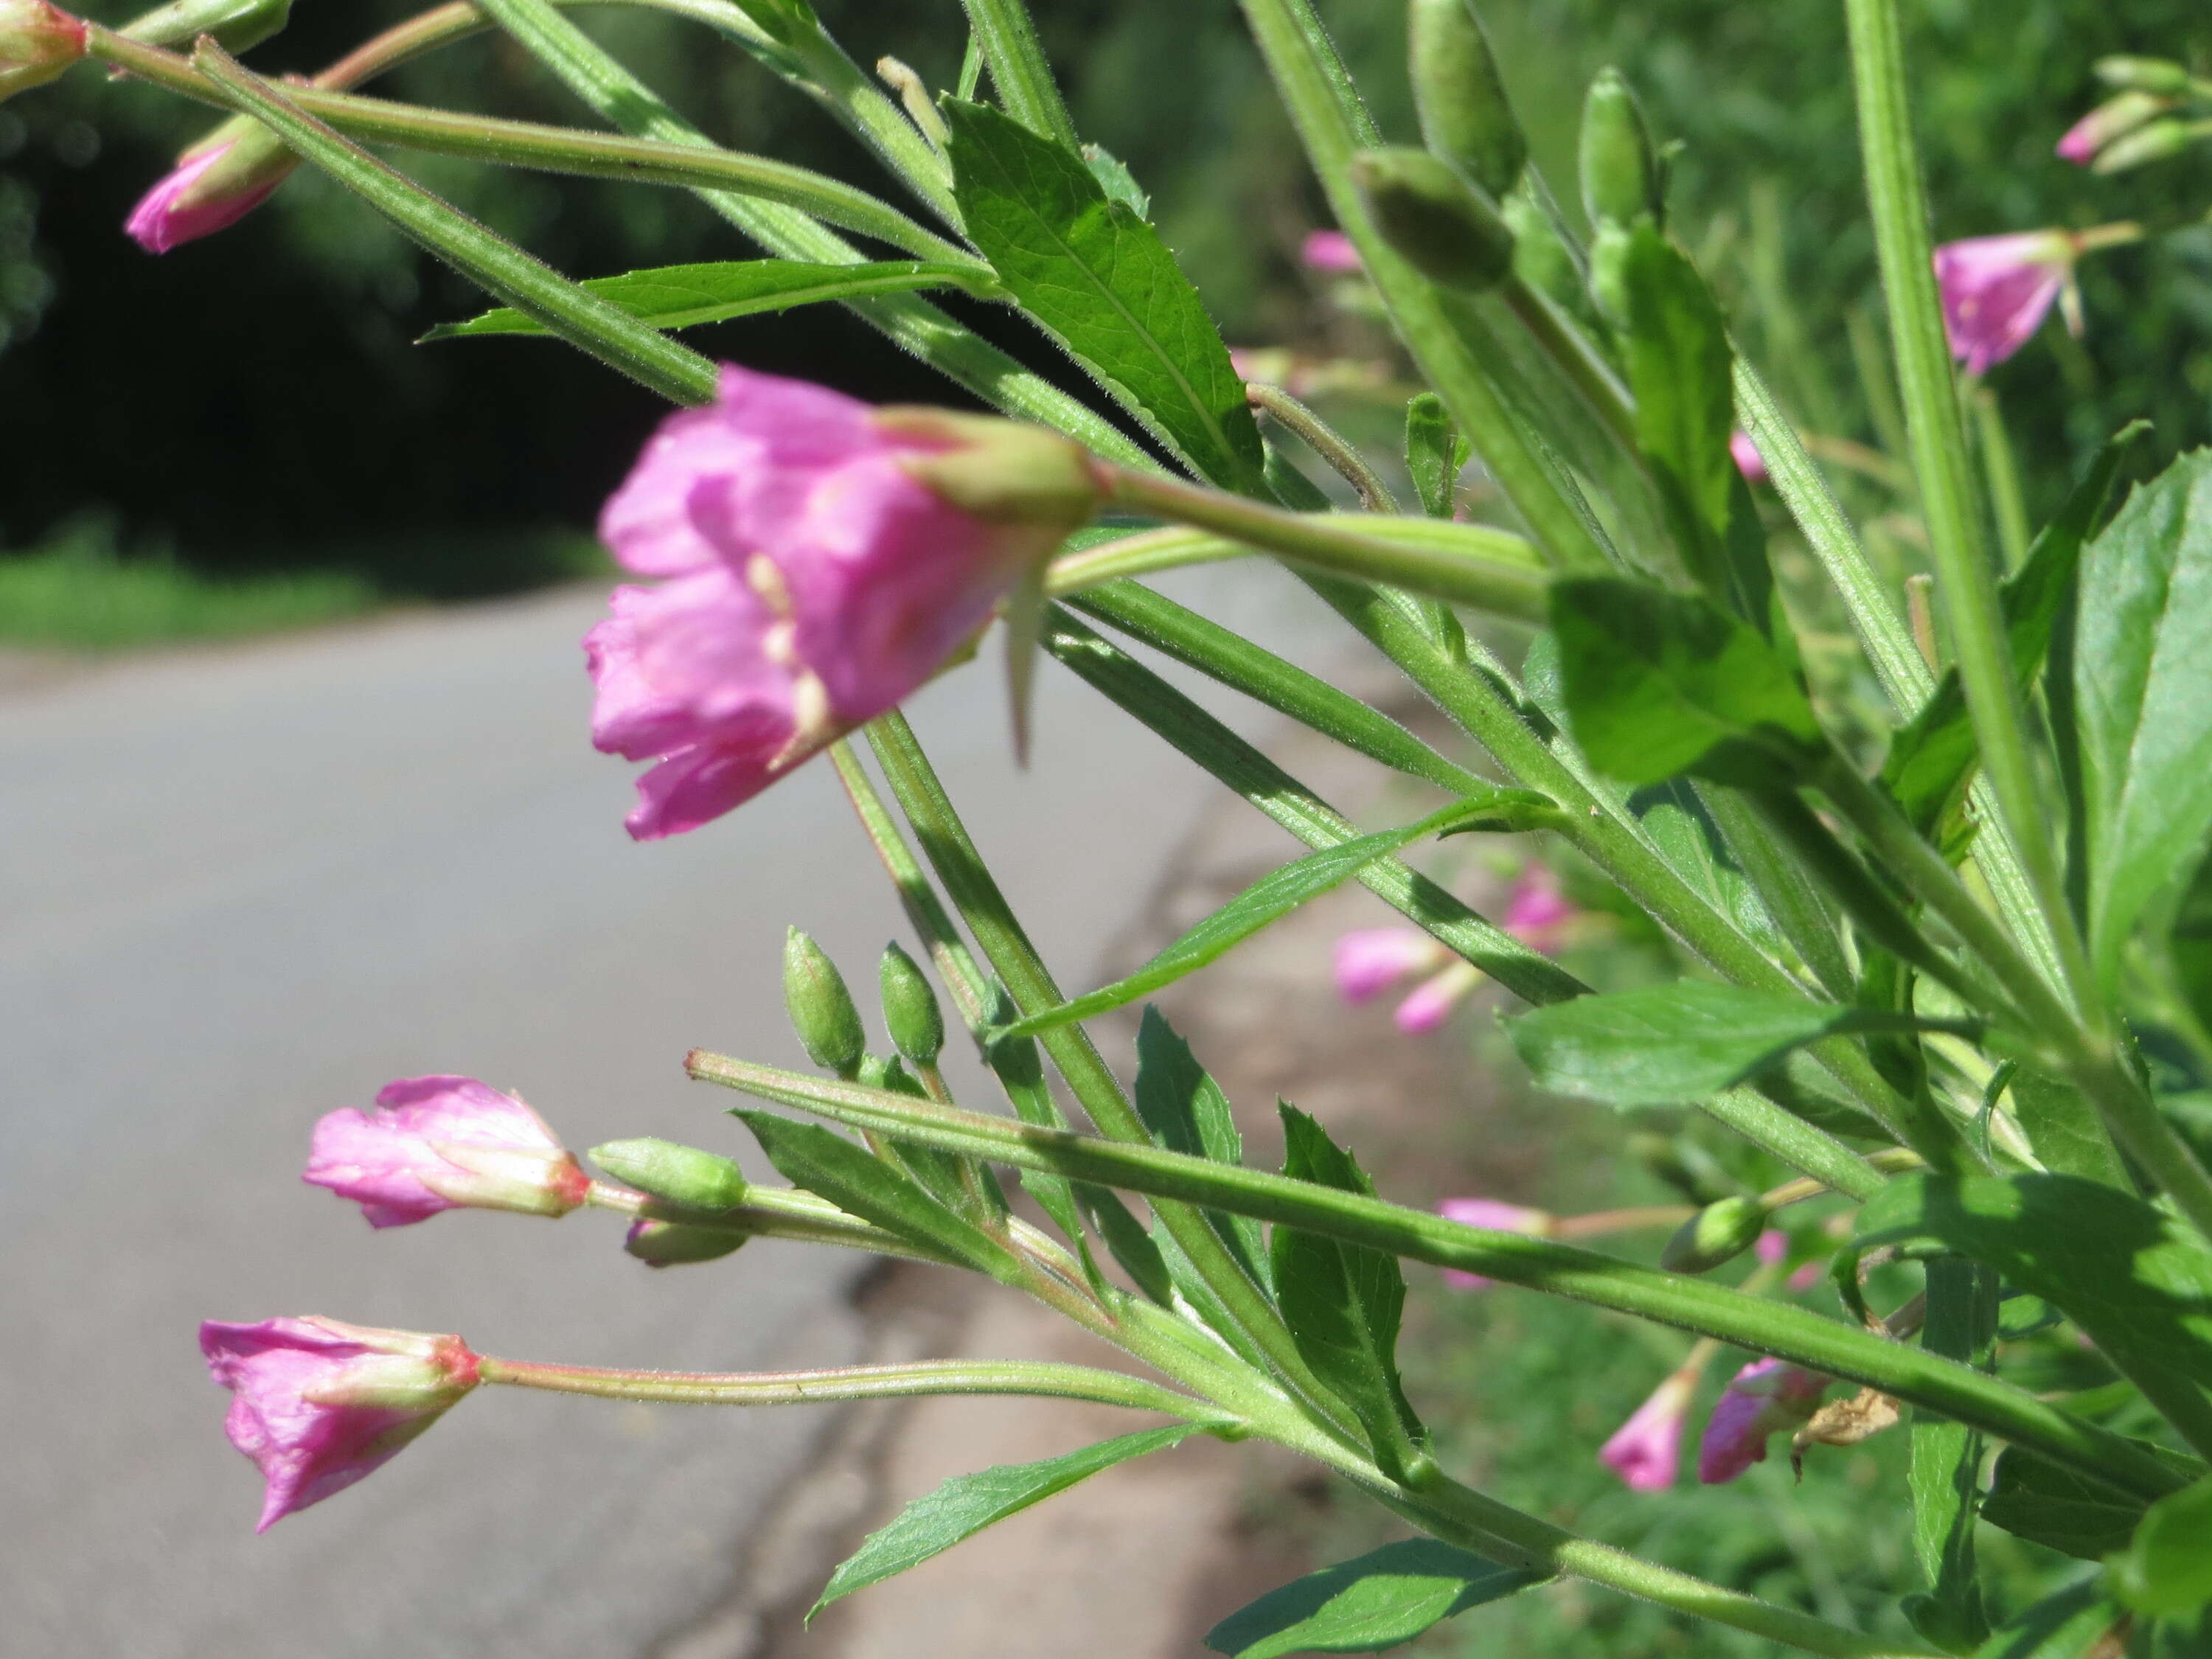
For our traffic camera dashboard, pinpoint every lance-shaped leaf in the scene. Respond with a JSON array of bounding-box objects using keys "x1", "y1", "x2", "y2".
[
  {"x1": 2073, "y1": 448, "x2": 2212, "y2": 992},
  {"x1": 990, "y1": 798, "x2": 1545, "y2": 1040},
  {"x1": 1983, "y1": 1440, "x2": 2202, "y2": 1562},
  {"x1": 943, "y1": 99, "x2": 1266, "y2": 493},
  {"x1": 1404, "y1": 393, "x2": 1470, "y2": 521},
  {"x1": 812, "y1": 1425, "x2": 1197, "y2": 1618},
  {"x1": 1549, "y1": 578, "x2": 1826, "y2": 787},
  {"x1": 1134, "y1": 1009, "x2": 1270, "y2": 1293},
  {"x1": 1271, "y1": 1106, "x2": 1427, "y2": 1480},
  {"x1": 1969, "y1": 1579, "x2": 2126, "y2": 1659},
  {"x1": 1506, "y1": 981, "x2": 1952, "y2": 1109},
  {"x1": 1846, "y1": 1173, "x2": 2212, "y2": 1453},
  {"x1": 1883, "y1": 423, "x2": 2145, "y2": 835},
  {"x1": 425, "y1": 259, "x2": 1001, "y2": 339},
  {"x1": 1204, "y1": 1540, "x2": 1542, "y2": 1658},
  {"x1": 2111, "y1": 1473, "x2": 2212, "y2": 1616}
]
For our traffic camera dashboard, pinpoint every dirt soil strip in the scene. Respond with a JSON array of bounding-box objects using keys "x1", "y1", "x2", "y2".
[{"x1": 655, "y1": 689, "x2": 1528, "y2": 1659}]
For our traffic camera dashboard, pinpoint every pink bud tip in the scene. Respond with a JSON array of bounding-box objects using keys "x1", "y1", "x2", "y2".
[
  {"x1": 1393, "y1": 961, "x2": 1477, "y2": 1034},
  {"x1": 1755, "y1": 1229, "x2": 1788, "y2": 1267},
  {"x1": 1436, "y1": 1197, "x2": 1550, "y2": 1290},
  {"x1": 200, "y1": 1317, "x2": 479, "y2": 1531},
  {"x1": 1601, "y1": 1372, "x2": 1694, "y2": 1492},
  {"x1": 1502, "y1": 864, "x2": 1577, "y2": 955},
  {"x1": 1301, "y1": 229, "x2": 1363, "y2": 274},
  {"x1": 1932, "y1": 231, "x2": 2076, "y2": 375},
  {"x1": 589, "y1": 366, "x2": 1072, "y2": 839},
  {"x1": 305, "y1": 1075, "x2": 588, "y2": 1227},
  {"x1": 1332, "y1": 927, "x2": 1444, "y2": 1002},
  {"x1": 124, "y1": 142, "x2": 289, "y2": 255},
  {"x1": 2055, "y1": 122, "x2": 2100, "y2": 165},
  {"x1": 1729, "y1": 429, "x2": 1769, "y2": 487}
]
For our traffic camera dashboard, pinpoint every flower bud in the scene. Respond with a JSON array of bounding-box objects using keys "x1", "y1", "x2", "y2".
[
  {"x1": 1408, "y1": 0, "x2": 1526, "y2": 200},
  {"x1": 2090, "y1": 117, "x2": 2194, "y2": 175},
  {"x1": 1600, "y1": 1368, "x2": 1695, "y2": 1491},
  {"x1": 119, "y1": 0, "x2": 291, "y2": 54},
  {"x1": 1697, "y1": 1357, "x2": 1829, "y2": 1484},
  {"x1": 2095, "y1": 55, "x2": 2193, "y2": 96},
  {"x1": 1349, "y1": 147, "x2": 1516, "y2": 293},
  {"x1": 877, "y1": 408, "x2": 1102, "y2": 533},
  {"x1": 1661, "y1": 1195, "x2": 1770, "y2": 1273},
  {"x1": 623, "y1": 1216, "x2": 748, "y2": 1267},
  {"x1": 201, "y1": 1317, "x2": 479, "y2": 1530},
  {"x1": 590, "y1": 1136, "x2": 748, "y2": 1212},
  {"x1": 0, "y1": 0, "x2": 86, "y2": 105},
  {"x1": 126, "y1": 117, "x2": 298, "y2": 254},
  {"x1": 305, "y1": 1076, "x2": 590, "y2": 1227},
  {"x1": 2055, "y1": 89, "x2": 2174, "y2": 166},
  {"x1": 1579, "y1": 68, "x2": 1661, "y2": 231},
  {"x1": 785, "y1": 927, "x2": 867, "y2": 1077},
  {"x1": 1436, "y1": 1196, "x2": 1553, "y2": 1289},
  {"x1": 878, "y1": 941, "x2": 945, "y2": 1066}
]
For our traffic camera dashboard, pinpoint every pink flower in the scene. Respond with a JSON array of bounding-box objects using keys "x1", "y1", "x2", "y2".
[
  {"x1": 201, "y1": 1317, "x2": 481, "y2": 1531},
  {"x1": 1729, "y1": 429, "x2": 1768, "y2": 487},
  {"x1": 1394, "y1": 960, "x2": 1483, "y2": 1034},
  {"x1": 1437, "y1": 1196, "x2": 1553, "y2": 1290},
  {"x1": 1301, "y1": 229, "x2": 1363, "y2": 274},
  {"x1": 1502, "y1": 864, "x2": 1576, "y2": 954},
  {"x1": 1332, "y1": 928, "x2": 1447, "y2": 1002},
  {"x1": 1933, "y1": 231, "x2": 2077, "y2": 375},
  {"x1": 0, "y1": 0, "x2": 86, "y2": 102},
  {"x1": 1697, "y1": 1357, "x2": 1829, "y2": 1484},
  {"x1": 590, "y1": 367, "x2": 1089, "y2": 839},
  {"x1": 1601, "y1": 1370, "x2": 1696, "y2": 1492},
  {"x1": 1755, "y1": 1229, "x2": 1788, "y2": 1267},
  {"x1": 305, "y1": 1075, "x2": 590, "y2": 1228},
  {"x1": 125, "y1": 128, "x2": 296, "y2": 254}
]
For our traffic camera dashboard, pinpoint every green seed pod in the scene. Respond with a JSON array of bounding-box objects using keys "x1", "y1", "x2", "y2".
[
  {"x1": 1660, "y1": 1196, "x2": 1770, "y2": 1273},
  {"x1": 1349, "y1": 147, "x2": 1516, "y2": 293},
  {"x1": 878, "y1": 942, "x2": 945, "y2": 1065},
  {"x1": 784, "y1": 927, "x2": 865, "y2": 1078},
  {"x1": 2091, "y1": 117, "x2": 2194, "y2": 175},
  {"x1": 624, "y1": 1217, "x2": 749, "y2": 1268},
  {"x1": 1408, "y1": 0, "x2": 1526, "y2": 201},
  {"x1": 2094, "y1": 55, "x2": 2193, "y2": 96},
  {"x1": 589, "y1": 1137, "x2": 748, "y2": 1213},
  {"x1": 1579, "y1": 68, "x2": 1661, "y2": 231}
]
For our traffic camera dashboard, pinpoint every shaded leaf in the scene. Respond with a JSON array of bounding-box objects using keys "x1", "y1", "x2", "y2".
[
  {"x1": 812, "y1": 1426, "x2": 1195, "y2": 1616},
  {"x1": 1405, "y1": 393, "x2": 1470, "y2": 520},
  {"x1": 1506, "y1": 981, "x2": 1937, "y2": 1109},
  {"x1": 2075, "y1": 449, "x2": 2212, "y2": 990},
  {"x1": 1972, "y1": 1578, "x2": 2126, "y2": 1659},
  {"x1": 1204, "y1": 1540, "x2": 1542, "y2": 1658},
  {"x1": 945, "y1": 100, "x2": 1265, "y2": 491},
  {"x1": 1983, "y1": 1441, "x2": 2197, "y2": 1561},
  {"x1": 1550, "y1": 578, "x2": 1825, "y2": 787},
  {"x1": 1080, "y1": 142, "x2": 1150, "y2": 218},
  {"x1": 1134, "y1": 1009, "x2": 1270, "y2": 1293},
  {"x1": 2173, "y1": 844, "x2": 2212, "y2": 1044},
  {"x1": 2006, "y1": 1068, "x2": 2129, "y2": 1189},
  {"x1": 1272, "y1": 1106, "x2": 1427, "y2": 1479},
  {"x1": 2114, "y1": 1475, "x2": 2212, "y2": 1616},
  {"x1": 1907, "y1": 1259, "x2": 1995, "y2": 1651}
]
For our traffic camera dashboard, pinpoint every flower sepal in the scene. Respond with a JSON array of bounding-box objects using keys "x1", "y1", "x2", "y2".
[
  {"x1": 876, "y1": 408, "x2": 1102, "y2": 535},
  {"x1": 0, "y1": 0, "x2": 86, "y2": 103}
]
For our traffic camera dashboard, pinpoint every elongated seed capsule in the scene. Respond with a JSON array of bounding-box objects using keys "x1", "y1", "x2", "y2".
[
  {"x1": 1579, "y1": 67, "x2": 1661, "y2": 231},
  {"x1": 1408, "y1": 0, "x2": 1526, "y2": 200}
]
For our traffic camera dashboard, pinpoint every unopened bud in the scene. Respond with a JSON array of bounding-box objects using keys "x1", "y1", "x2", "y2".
[
  {"x1": 785, "y1": 928, "x2": 866, "y2": 1078},
  {"x1": 1661, "y1": 1196, "x2": 1770, "y2": 1273},
  {"x1": 624, "y1": 1217, "x2": 748, "y2": 1267},
  {"x1": 878, "y1": 942, "x2": 945, "y2": 1065},
  {"x1": 1350, "y1": 147, "x2": 1515, "y2": 292},
  {"x1": 857, "y1": 1051, "x2": 931, "y2": 1099},
  {"x1": 126, "y1": 116, "x2": 298, "y2": 254},
  {"x1": 1579, "y1": 68, "x2": 1661, "y2": 231},
  {"x1": 2056, "y1": 89, "x2": 2174, "y2": 165},
  {"x1": 590, "y1": 1137, "x2": 748, "y2": 1213},
  {"x1": 119, "y1": 0, "x2": 290, "y2": 53},
  {"x1": 2095, "y1": 55, "x2": 2193, "y2": 96},
  {"x1": 1502, "y1": 192, "x2": 1589, "y2": 319},
  {"x1": 878, "y1": 409, "x2": 1102, "y2": 533},
  {"x1": 0, "y1": 0, "x2": 86, "y2": 104},
  {"x1": 2090, "y1": 116, "x2": 2196, "y2": 174},
  {"x1": 1408, "y1": 0, "x2": 1526, "y2": 200}
]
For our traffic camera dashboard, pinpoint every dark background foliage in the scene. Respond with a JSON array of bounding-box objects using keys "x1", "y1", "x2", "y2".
[{"x1": 0, "y1": 0, "x2": 2207, "y2": 594}]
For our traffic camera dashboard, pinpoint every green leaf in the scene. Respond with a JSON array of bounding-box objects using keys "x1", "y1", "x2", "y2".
[
  {"x1": 2172, "y1": 843, "x2": 2212, "y2": 1044},
  {"x1": 424, "y1": 259, "x2": 995, "y2": 339},
  {"x1": 732, "y1": 1110, "x2": 1021, "y2": 1277},
  {"x1": 1550, "y1": 578, "x2": 1825, "y2": 787},
  {"x1": 2075, "y1": 449, "x2": 2212, "y2": 991},
  {"x1": 1607, "y1": 223, "x2": 1770, "y2": 624},
  {"x1": 1908, "y1": 1259, "x2": 1995, "y2": 1651},
  {"x1": 1884, "y1": 424, "x2": 2144, "y2": 835},
  {"x1": 1271, "y1": 1105, "x2": 1427, "y2": 1479},
  {"x1": 2005, "y1": 1068, "x2": 2129, "y2": 1189},
  {"x1": 943, "y1": 99, "x2": 1266, "y2": 491},
  {"x1": 991, "y1": 800, "x2": 1537, "y2": 1040},
  {"x1": 1983, "y1": 1441, "x2": 2197, "y2": 1561},
  {"x1": 1080, "y1": 142, "x2": 1151, "y2": 218},
  {"x1": 2114, "y1": 1475, "x2": 2212, "y2": 1616},
  {"x1": 1134, "y1": 1009, "x2": 1270, "y2": 1293},
  {"x1": 1204, "y1": 1540, "x2": 1542, "y2": 1658},
  {"x1": 1848, "y1": 1173, "x2": 2212, "y2": 1450},
  {"x1": 1404, "y1": 393, "x2": 1470, "y2": 520},
  {"x1": 811, "y1": 1425, "x2": 1195, "y2": 1617},
  {"x1": 1077, "y1": 1180, "x2": 1177, "y2": 1305},
  {"x1": 1638, "y1": 794, "x2": 1783, "y2": 957},
  {"x1": 1506, "y1": 981, "x2": 1938, "y2": 1109},
  {"x1": 1971, "y1": 1579, "x2": 2125, "y2": 1659}
]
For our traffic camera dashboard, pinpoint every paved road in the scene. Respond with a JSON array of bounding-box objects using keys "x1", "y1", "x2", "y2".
[{"x1": 0, "y1": 570, "x2": 1340, "y2": 1657}]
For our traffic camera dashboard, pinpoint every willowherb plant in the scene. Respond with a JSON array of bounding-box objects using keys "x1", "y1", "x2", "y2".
[{"x1": 17, "y1": 0, "x2": 2212, "y2": 1650}]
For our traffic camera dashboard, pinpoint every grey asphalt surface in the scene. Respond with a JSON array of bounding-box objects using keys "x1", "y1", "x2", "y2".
[{"x1": 0, "y1": 570, "x2": 1338, "y2": 1658}]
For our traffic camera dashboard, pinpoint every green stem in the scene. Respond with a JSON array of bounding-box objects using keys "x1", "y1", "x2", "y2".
[
  {"x1": 1245, "y1": 383, "x2": 1398, "y2": 511},
  {"x1": 481, "y1": 1352, "x2": 1223, "y2": 1417},
  {"x1": 861, "y1": 710, "x2": 1368, "y2": 1444},
  {"x1": 584, "y1": 1178, "x2": 949, "y2": 1261},
  {"x1": 1499, "y1": 274, "x2": 1638, "y2": 453},
  {"x1": 1097, "y1": 470, "x2": 1550, "y2": 623},
  {"x1": 1843, "y1": 0, "x2": 2093, "y2": 1020},
  {"x1": 1972, "y1": 386, "x2": 2032, "y2": 571},
  {"x1": 956, "y1": 0, "x2": 1079, "y2": 150},
  {"x1": 686, "y1": 1052, "x2": 2188, "y2": 1503}
]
